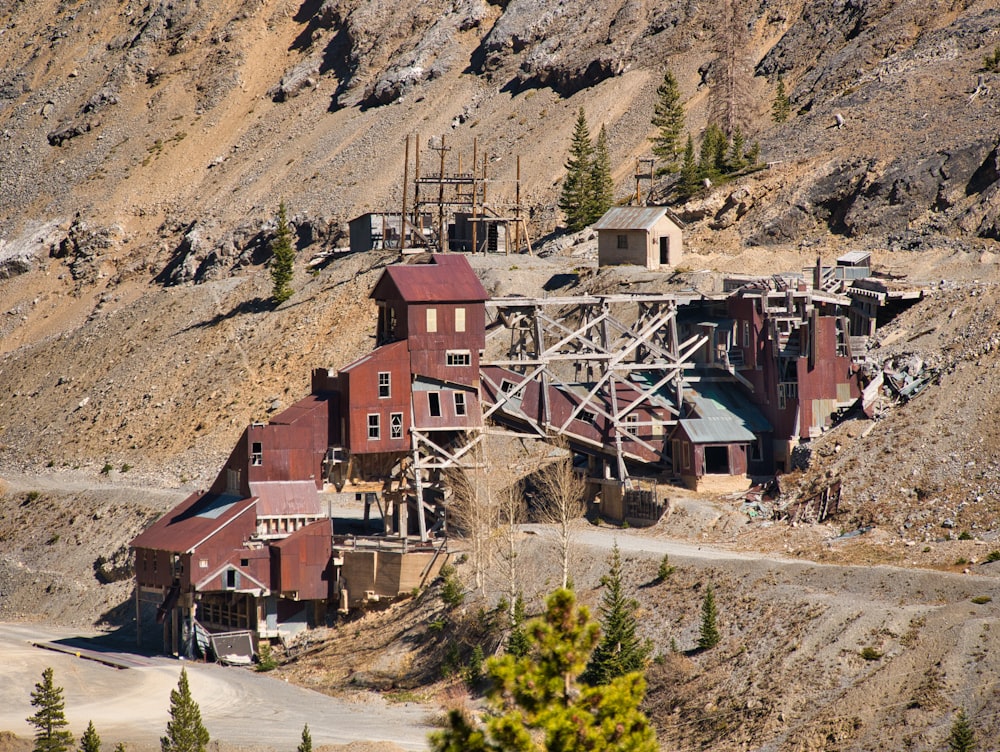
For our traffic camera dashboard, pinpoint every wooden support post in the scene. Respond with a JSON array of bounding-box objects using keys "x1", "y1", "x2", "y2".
[
  {"x1": 135, "y1": 587, "x2": 141, "y2": 648},
  {"x1": 471, "y1": 138, "x2": 478, "y2": 255},
  {"x1": 438, "y1": 135, "x2": 446, "y2": 251},
  {"x1": 414, "y1": 133, "x2": 422, "y2": 243},
  {"x1": 401, "y1": 135, "x2": 410, "y2": 249}
]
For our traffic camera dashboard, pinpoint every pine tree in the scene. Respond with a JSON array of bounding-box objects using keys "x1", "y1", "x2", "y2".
[
  {"x1": 772, "y1": 76, "x2": 791, "y2": 123},
  {"x1": 589, "y1": 124, "x2": 614, "y2": 224},
  {"x1": 726, "y1": 125, "x2": 746, "y2": 173},
  {"x1": 297, "y1": 724, "x2": 312, "y2": 752},
  {"x1": 559, "y1": 108, "x2": 595, "y2": 232},
  {"x1": 27, "y1": 667, "x2": 74, "y2": 752},
  {"x1": 678, "y1": 133, "x2": 700, "y2": 200},
  {"x1": 79, "y1": 722, "x2": 100, "y2": 752},
  {"x1": 583, "y1": 542, "x2": 652, "y2": 686},
  {"x1": 698, "y1": 124, "x2": 726, "y2": 183},
  {"x1": 697, "y1": 583, "x2": 721, "y2": 650},
  {"x1": 160, "y1": 668, "x2": 209, "y2": 752},
  {"x1": 506, "y1": 592, "x2": 530, "y2": 658},
  {"x1": 269, "y1": 201, "x2": 295, "y2": 305},
  {"x1": 650, "y1": 69, "x2": 685, "y2": 172},
  {"x1": 429, "y1": 589, "x2": 658, "y2": 752},
  {"x1": 112, "y1": 745, "x2": 125, "y2": 752},
  {"x1": 948, "y1": 708, "x2": 976, "y2": 752},
  {"x1": 746, "y1": 140, "x2": 761, "y2": 168}
]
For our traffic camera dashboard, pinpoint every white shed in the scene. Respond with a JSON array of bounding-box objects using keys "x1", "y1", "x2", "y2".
[{"x1": 592, "y1": 206, "x2": 683, "y2": 270}]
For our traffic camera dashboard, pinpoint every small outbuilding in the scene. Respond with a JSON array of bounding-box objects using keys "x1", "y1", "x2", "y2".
[{"x1": 592, "y1": 206, "x2": 683, "y2": 270}]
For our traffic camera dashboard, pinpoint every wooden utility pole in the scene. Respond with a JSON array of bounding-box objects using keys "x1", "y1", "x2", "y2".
[
  {"x1": 471, "y1": 137, "x2": 478, "y2": 256},
  {"x1": 401, "y1": 135, "x2": 410, "y2": 249}
]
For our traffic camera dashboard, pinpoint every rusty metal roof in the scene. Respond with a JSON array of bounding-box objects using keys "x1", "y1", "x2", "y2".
[
  {"x1": 249, "y1": 480, "x2": 323, "y2": 517},
  {"x1": 591, "y1": 206, "x2": 675, "y2": 232},
  {"x1": 268, "y1": 394, "x2": 328, "y2": 425},
  {"x1": 371, "y1": 254, "x2": 487, "y2": 303},
  {"x1": 130, "y1": 491, "x2": 256, "y2": 553}
]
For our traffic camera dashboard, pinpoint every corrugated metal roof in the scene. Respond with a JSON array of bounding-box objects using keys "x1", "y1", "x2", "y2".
[
  {"x1": 680, "y1": 416, "x2": 756, "y2": 443},
  {"x1": 130, "y1": 492, "x2": 256, "y2": 553},
  {"x1": 591, "y1": 206, "x2": 673, "y2": 232},
  {"x1": 250, "y1": 480, "x2": 323, "y2": 517},
  {"x1": 339, "y1": 339, "x2": 407, "y2": 374},
  {"x1": 837, "y1": 250, "x2": 871, "y2": 265},
  {"x1": 268, "y1": 394, "x2": 327, "y2": 426},
  {"x1": 685, "y1": 381, "x2": 771, "y2": 434},
  {"x1": 371, "y1": 254, "x2": 487, "y2": 303}
]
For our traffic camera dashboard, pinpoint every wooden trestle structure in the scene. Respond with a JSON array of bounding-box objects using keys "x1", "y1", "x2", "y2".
[{"x1": 396, "y1": 293, "x2": 705, "y2": 540}]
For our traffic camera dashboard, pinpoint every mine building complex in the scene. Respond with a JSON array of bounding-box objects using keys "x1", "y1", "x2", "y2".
[{"x1": 132, "y1": 252, "x2": 915, "y2": 657}]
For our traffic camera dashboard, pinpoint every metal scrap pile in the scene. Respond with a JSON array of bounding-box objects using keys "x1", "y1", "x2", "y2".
[{"x1": 861, "y1": 353, "x2": 939, "y2": 419}]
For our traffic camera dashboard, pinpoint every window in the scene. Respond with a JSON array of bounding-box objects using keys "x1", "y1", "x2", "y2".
[
  {"x1": 428, "y1": 392, "x2": 441, "y2": 417},
  {"x1": 579, "y1": 409, "x2": 597, "y2": 426},
  {"x1": 447, "y1": 350, "x2": 471, "y2": 366},
  {"x1": 426, "y1": 307, "x2": 437, "y2": 333},
  {"x1": 454, "y1": 392, "x2": 467, "y2": 416},
  {"x1": 623, "y1": 413, "x2": 638, "y2": 433},
  {"x1": 240, "y1": 558, "x2": 249, "y2": 567},
  {"x1": 367, "y1": 413, "x2": 380, "y2": 440},
  {"x1": 743, "y1": 320, "x2": 750, "y2": 348},
  {"x1": 455, "y1": 307, "x2": 466, "y2": 332},
  {"x1": 390, "y1": 412, "x2": 403, "y2": 439},
  {"x1": 500, "y1": 379, "x2": 515, "y2": 393},
  {"x1": 226, "y1": 569, "x2": 236, "y2": 589},
  {"x1": 617, "y1": 234, "x2": 628, "y2": 249},
  {"x1": 378, "y1": 371, "x2": 391, "y2": 398},
  {"x1": 199, "y1": 558, "x2": 208, "y2": 569},
  {"x1": 251, "y1": 441, "x2": 262, "y2": 466}
]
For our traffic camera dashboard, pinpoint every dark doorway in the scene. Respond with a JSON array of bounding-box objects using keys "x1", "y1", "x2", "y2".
[
  {"x1": 659, "y1": 236, "x2": 669, "y2": 265},
  {"x1": 704, "y1": 445, "x2": 730, "y2": 474}
]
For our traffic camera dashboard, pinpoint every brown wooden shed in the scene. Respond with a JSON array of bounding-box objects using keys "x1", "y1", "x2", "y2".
[{"x1": 593, "y1": 206, "x2": 683, "y2": 270}]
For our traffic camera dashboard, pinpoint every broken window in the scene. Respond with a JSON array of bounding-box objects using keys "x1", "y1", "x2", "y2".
[
  {"x1": 390, "y1": 412, "x2": 403, "y2": 439},
  {"x1": 251, "y1": 441, "x2": 262, "y2": 466},
  {"x1": 428, "y1": 392, "x2": 441, "y2": 417},
  {"x1": 455, "y1": 307, "x2": 466, "y2": 332},
  {"x1": 367, "y1": 413, "x2": 380, "y2": 440},
  {"x1": 454, "y1": 392, "x2": 466, "y2": 416},
  {"x1": 617, "y1": 234, "x2": 628, "y2": 249},
  {"x1": 378, "y1": 371, "x2": 391, "y2": 398},
  {"x1": 446, "y1": 350, "x2": 471, "y2": 366},
  {"x1": 579, "y1": 409, "x2": 597, "y2": 426},
  {"x1": 743, "y1": 320, "x2": 750, "y2": 348},
  {"x1": 500, "y1": 379, "x2": 515, "y2": 393},
  {"x1": 426, "y1": 307, "x2": 437, "y2": 333}
]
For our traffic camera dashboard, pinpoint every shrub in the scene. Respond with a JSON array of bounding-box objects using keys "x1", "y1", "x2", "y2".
[
  {"x1": 860, "y1": 646, "x2": 882, "y2": 661},
  {"x1": 256, "y1": 642, "x2": 278, "y2": 671},
  {"x1": 958, "y1": 531, "x2": 973, "y2": 541},
  {"x1": 439, "y1": 564, "x2": 464, "y2": 608},
  {"x1": 656, "y1": 554, "x2": 675, "y2": 581},
  {"x1": 971, "y1": 595, "x2": 991, "y2": 605},
  {"x1": 984, "y1": 46, "x2": 1000, "y2": 72},
  {"x1": 986, "y1": 550, "x2": 1000, "y2": 563},
  {"x1": 100, "y1": 463, "x2": 113, "y2": 475}
]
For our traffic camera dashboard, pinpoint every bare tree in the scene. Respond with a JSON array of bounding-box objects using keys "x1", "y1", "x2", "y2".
[
  {"x1": 533, "y1": 454, "x2": 587, "y2": 589},
  {"x1": 495, "y1": 478, "x2": 526, "y2": 624},
  {"x1": 707, "y1": 0, "x2": 754, "y2": 138},
  {"x1": 447, "y1": 464, "x2": 499, "y2": 596}
]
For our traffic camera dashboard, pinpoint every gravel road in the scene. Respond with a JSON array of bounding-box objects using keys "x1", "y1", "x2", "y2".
[{"x1": 0, "y1": 623, "x2": 433, "y2": 751}]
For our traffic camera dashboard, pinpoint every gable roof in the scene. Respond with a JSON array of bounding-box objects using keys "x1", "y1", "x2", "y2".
[
  {"x1": 592, "y1": 206, "x2": 679, "y2": 232},
  {"x1": 370, "y1": 254, "x2": 487, "y2": 303},
  {"x1": 131, "y1": 491, "x2": 257, "y2": 553}
]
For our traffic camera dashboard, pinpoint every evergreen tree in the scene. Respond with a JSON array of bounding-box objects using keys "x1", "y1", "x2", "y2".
[
  {"x1": 948, "y1": 708, "x2": 976, "y2": 752},
  {"x1": 559, "y1": 108, "x2": 594, "y2": 232},
  {"x1": 589, "y1": 124, "x2": 614, "y2": 224},
  {"x1": 726, "y1": 125, "x2": 746, "y2": 173},
  {"x1": 27, "y1": 667, "x2": 74, "y2": 752},
  {"x1": 583, "y1": 542, "x2": 651, "y2": 686},
  {"x1": 297, "y1": 724, "x2": 312, "y2": 752},
  {"x1": 772, "y1": 75, "x2": 791, "y2": 123},
  {"x1": 746, "y1": 140, "x2": 761, "y2": 168},
  {"x1": 697, "y1": 583, "x2": 721, "y2": 650},
  {"x1": 678, "y1": 133, "x2": 700, "y2": 200},
  {"x1": 113, "y1": 745, "x2": 126, "y2": 752},
  {"x1": 650, "y1": 69, "x2": 685, "y2": 171},
  {"x1": 698, "y1": 124, "x2": 726, "y2": 183},
  {"x1": 506, "y1": 593, "x2": 530, "y2": 658},
  {"x1": 79, "y1": 722, "x2": 100, "y2": 752},
  {"x1": 160, "y1": 668, "x2": 209, "y2": 752},
  {"x1": 269, "y1": 201, "x2": 295, "y2": 305},
  {"x1": 429, "y1": 589, "x2": 658, "y2": 752}
]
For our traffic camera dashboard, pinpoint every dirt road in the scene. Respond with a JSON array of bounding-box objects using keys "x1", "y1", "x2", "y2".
[{"x1": 0, "y1": 623, "x2": 432, "y2": 751}]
